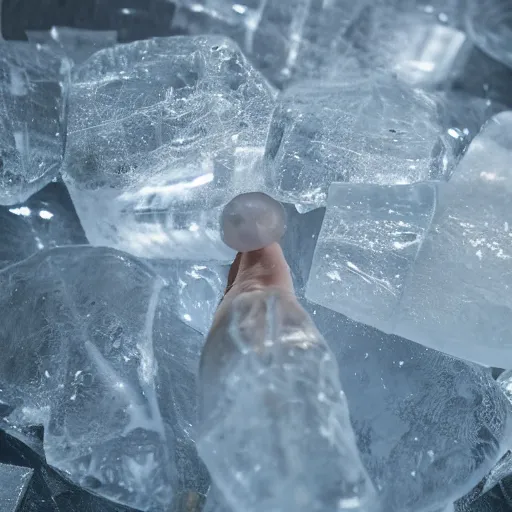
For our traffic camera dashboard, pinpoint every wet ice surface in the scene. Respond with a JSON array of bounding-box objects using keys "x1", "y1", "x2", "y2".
[
  {"x1": 303, "y1": 303, "x2": 511, "y2": 512},
  {"x1": 0, "y1": 463, "x2": 33, "y2": 512},
  {"x1": 0, "y1": 246, "x2": 179, "y2": 510},
  {"x1": 0, "y1": 42, "x2": 67, "y2": 206},
  {"x1": 198, "y1": 290, "x2": 377, "y2": 512},
  {"x1": 263, "y1": 71, "x2": 458, "y2": 208},
  {"x1": 306, "y1": 112, "x2": 512, "y2": 367},
  {"x1": 62, "y1": 35, "x2": 275, "y2": 261}
]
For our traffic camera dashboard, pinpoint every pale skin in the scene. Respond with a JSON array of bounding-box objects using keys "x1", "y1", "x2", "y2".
[{"x1": 209, "y1": 242, "x2": 294, "y2": 336}]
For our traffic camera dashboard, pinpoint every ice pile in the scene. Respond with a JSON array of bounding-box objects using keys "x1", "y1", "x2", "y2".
[{"x1": 0, "y1": 0, "x2": 511, "y2": 511}]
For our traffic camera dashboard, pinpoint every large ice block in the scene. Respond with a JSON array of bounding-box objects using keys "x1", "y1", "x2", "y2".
[
  {"x1": 306, "y1": 112, "x2": 512, "y2": 368},
  {"x1": 263, "y1": 72, "x2": 456, "y2": 207},
  {"x1": 394, "y1": 112, "x2": 512, "y2": 367},
  {"x1": 173, "y1": 0, "x2": 368, "y2": 87},
  {"x1": 0, "y1": 246, "x2": 176, "y2": 510},
  {"x1": 0, "y1": 42, "x2": 67, "y2": 205},
  {"x1": 305, "y1": 182, "x2": 437, "y2": 332},
  {"x1": 0, "y1": 463, "x2": 33, "y2": 512},
  {"x1": 466, "y1": 0, "x2": 512, "y2": 70},
  {"x1": 198, "y1": 289, "x2": 377, "y2": 512},
  {"x1": 63, "y1": 35, "x2": 275, "y2": 261},
  {"x1": 304, "y1": 303, "x2": 511, "y2": 512},
  {"x1": 0, "y1": 182, "x2": 87, "y2": 271}
]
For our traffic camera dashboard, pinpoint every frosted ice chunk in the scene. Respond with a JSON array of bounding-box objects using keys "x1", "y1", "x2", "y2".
[
  {"x1": 26, "y1": 27, "x2": 118, "y2": 65},
  {"x1": 0, "y1": 463, "x2": 33, "y2": 512},
  {"x1": 305, "y1": 182, "x2": 436, "y2": 331},
  {"x1": 0, "y1": 182, "x2": 87, "y2": 271},
  {"x1": 263, "y1": 72, "x2": 455, "y2": 208},
  {"x1": 0, "y1": 42, "x2": 67, "y2": 205},
  {"x1": 304, "y1": 303, "x2": 511, "y2": 512},
  {"x1": 394, "y1": 112, "x2": 512, "y2": 367},
  {"x1": 466, "y1": 0, "x2": 512, "y2": 70},
  {"x1": 0, "y1": 246, "x2": 176, "y2": 510},
  {"x1": 221, "y1": 192, "x2": 286, "y2": 252},
  {"x1": 63, "y1": 35, "x2": 275, "y2": 261},
  {"x1": 173, "y1": 0, "x2": 368, "y2": 86},
  {"x1": 198, "y1": 289, "x2": 377, "y2": 512}
]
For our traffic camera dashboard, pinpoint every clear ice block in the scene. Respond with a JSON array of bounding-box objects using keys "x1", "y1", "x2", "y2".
[
  {"x1": 0, "y1": 246, "x2": 176, "y2": 510},
  {"x1": 343, "y1": 1, "x2": 471, "y2": 88},
  {"x1": 0, "y1": 42, "x2": 67, "y2": 205},
  {"x1": 0, "y1": 182, "x2": 87, "y2": 271},
  {"x1": 263, "y1": 72, "x2": 456, "y2": 208},
  {"x1": 394, "y1": 112, "x2": 512, "y2": 367},
  {"x1": 305, "y1": 182, "x2": 437, "y2": 332},
  {"x1": 198, "y1": 289, "x2": 377, "y2": 512},
  {"x1": 304, "y1": 303, "x2": 511, "y2": 512},
  {"x1": 62, "y1": 35, "x2": 275, "y2": 261},
  {"x1": 466, "y1": 0, "x2": 512, "y2": 70},
  {"x1": 0, "y1": 463, "x2": 33, "y2": 512},
  {"x1": 307, "y1": 112, "x2": 512, "y2": 368}
]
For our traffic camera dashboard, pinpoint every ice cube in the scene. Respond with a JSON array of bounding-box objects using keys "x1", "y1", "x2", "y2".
[
  {"x1": 304, "y1": 303, "x2": 511, "y2": 512},
  {"x1": 62, "y1": 35, "x2": 275, "y2": 261},
  {"x1": 306, "y1": 112, "x2": 512, "y2": 368},
  {"x1": 466, "y1": 0, "x2": 512, "y2": 70},
  {"x1": 394, "y1": 112, "x2": 512, "y2": 367},
  {"x1": 344, "y1": 1, "x2": 471, "y2": 88},
  {"x1": 198, "y1": 290, "x2": 377, "y2": 512},
  {"x1": 0, "y1": 182, "x2": 87, "y2": 271},
  {"x1": 0, "y1": 246, "x2": 177, "y2": 510},
  {"x1": 305, "y1": 182, "x2": 437, "y2": 332},
  {"x1": 0, "y1": 42, "x2": 67, "y2": 205},
  {"x1": 263, "y1": 72, "x2": 455, "y2": 208},
  {"x1": 0, "y1": 463, "x2": 33, "y2": 512},
  {"x1": 173, "y1": 0, "x2": 368, "y2": 87}
]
